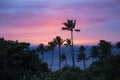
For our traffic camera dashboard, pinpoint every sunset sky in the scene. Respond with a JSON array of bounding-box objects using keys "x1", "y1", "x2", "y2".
[{"x1": 0, "y1": 0, "x2": 120, "y2": 45}]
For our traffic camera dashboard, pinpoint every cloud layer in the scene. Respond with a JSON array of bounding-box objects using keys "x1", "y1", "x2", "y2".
[{"x1": 0, "y1": 0, "x2": 120, "y2": 45}]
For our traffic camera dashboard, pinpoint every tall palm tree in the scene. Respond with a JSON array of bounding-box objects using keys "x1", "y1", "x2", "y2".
[
  {"x1": 48, "y1": 41, "x2": 56, "y2": 71},
  {"x1": 76, "y1": 46, "x2": 88, "y2": 69},
  {"x1": 62, "y1": 19, "x2": 80, "y2": 67},
  {"x1": 60, "y1": 53, "x2": 67, "y2": 66},
  {"x1": 90, "y1": 46, "x2": 99, "y2": 61},
  {"x1": 54, "y1": 36, "x2": 64, "y2": 70},
  {"x1": 37, "y1": 43, "x2": 47, "y2": 61}
]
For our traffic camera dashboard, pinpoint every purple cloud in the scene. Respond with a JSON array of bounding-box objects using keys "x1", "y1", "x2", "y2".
[{"x1": 0, "y1": 0, "x2": 120, "y2": 45}]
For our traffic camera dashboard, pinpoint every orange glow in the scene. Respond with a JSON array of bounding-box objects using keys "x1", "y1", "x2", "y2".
[
  {"x1": 0, "y1": 0, "x2": 120, "y2": 45},
  {"x1": 74, "y1": 39, "x2": 98, "y2": 45}
]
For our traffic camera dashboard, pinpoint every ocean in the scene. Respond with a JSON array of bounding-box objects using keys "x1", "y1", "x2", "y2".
[{"x1": 30, "y1": 45, "x2": 120, "y2": 71}]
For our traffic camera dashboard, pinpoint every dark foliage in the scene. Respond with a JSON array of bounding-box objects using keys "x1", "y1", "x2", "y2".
[
  {"x1": 0, "y1": 38, "x2": 49, "y2": 80},
  {"x1": 88, "y1": 54, "x2": 120, "y2": 80},
  {"x1": 0, "y1": 37, "x2": 120, "y2": 80}
]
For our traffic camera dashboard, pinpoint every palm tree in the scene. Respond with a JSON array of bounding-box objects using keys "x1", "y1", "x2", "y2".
[
  {"x1": 115, "y1": 42, "x2": 120, "y2": 49},
  {"x1": 115, "y1": 42, "x2": 120, "y2": 54},
  {"x1": 37, "y1": 43, "x2": 48, "y2": 61},
  {"x1": 54, "y1": 36, "x2": 64, "y2": 70},
  {"x1": 64, "y1": 39, "x2": 72, "y2": 61},
  {"x1": 76, "y1": 46, "x2": 88, "y2": 69},
  {"x1": 98, "y1": 40, "x2": 112, "y2": 59},
  {"x1": 60, "y1": 53, "x2": 67, "y2": 66},
  {"x1": 90, "y1": 46, "x2": 99, "y2": 61},
  {"x1": 48, "y1": 41, "x2": 56, "y2": 71},
  {"x1": 62, "y1": 19, "x2": 80, "y2": 67}
]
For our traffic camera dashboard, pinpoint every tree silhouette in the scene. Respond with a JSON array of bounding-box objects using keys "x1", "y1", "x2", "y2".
[
  {"x1": 0, "y1": 38, "x2": 8, "y2": 80},
  {"x1": 48, "y1": 41, "x2": 56, "y2": 71},
  {"x1": 62, "y1": 19, "x2": 80, "y2": 67},
  {"x1": 64, "y1": 39, "x2": 72, "y2": 64},
  {"x1": 37, "y1": 43, "x2": 48, "y2": 61},
  {"x1": 90, "y1": 46, "x2": 99, "y2": 61},
  {"x1": 60, "y1": 53, "x2": 67, "y2": 66},
  {"x1": 53, "y1": 36, "x2": 64, "y2": 70},
  {"x1": 99, "y1": 40, "x2": 112, "y2": 59},
  {"x1": 76, "y1": 46, "x2": 88, "y2": 69},
  {"x1": 115, "y1": 42, "x2": 120, "y2": 49},
  {"x1": 0, "y1": 38, "x2": 50, "y2": 80}
]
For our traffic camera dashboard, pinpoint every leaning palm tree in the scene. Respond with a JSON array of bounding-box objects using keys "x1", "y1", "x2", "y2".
[
  {"x1": 37, "y1": 43, "x2": 47, "y2": 61},
  {"x1": 90, "y1": 46, "x2": 99, "y2": 61},
  {"x1": 48, "y1": 41, "x2": 56, "y2": 71},
  {"x1": 62, "y1": 19, "x2": 80, "y2": 67},
  {"x1": 54, "y1": 36, "x2": 64, "y2": 70},
  {"x1": 76, "y1": 46, "x2": 88, "y2": 69}
]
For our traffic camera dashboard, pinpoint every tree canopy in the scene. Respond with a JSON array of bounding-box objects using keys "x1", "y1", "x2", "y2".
[{"x1": 0, "y1": 38, "x2": 49, "y2": 80}]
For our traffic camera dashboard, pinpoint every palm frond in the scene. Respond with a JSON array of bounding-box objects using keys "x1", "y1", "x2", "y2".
[
  {"x1": 62, "y1": 27, "x2": 71, "y2": 31},
  {"x1": 75, "y1": 29, "x2": 80, "y2": 32}
]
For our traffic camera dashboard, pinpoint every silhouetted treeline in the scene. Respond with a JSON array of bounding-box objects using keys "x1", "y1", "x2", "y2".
[{"x1": 0, "y1": 37, "x2": 120, "y2": 80}]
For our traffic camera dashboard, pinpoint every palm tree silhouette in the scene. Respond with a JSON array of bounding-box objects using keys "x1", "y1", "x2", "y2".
[
  {"x1": 64, "y1": 39, "x2": 72, "y2": 63},
  {"x1": 37, "y1": 43, "x2": 48, "y2": 61},
  {"x1": 60, "y1": 53, "x2": 67, "y2": 66},
  {"x1": 48, "y1": 41, "x2": 56, "y2": 71},
  {"x1": 115, "y1": 42, "x2": 120, "y2": 49},
  {"x1": 115, "y1": 42, "x2": 120, "y2": 54},
  {"x1": 90, "y1": 46, "x2": 99, "y2": 61},
  {"x1": 76, "y1": 46, "x2": 88, "y2": 69},
  {"x1": 54, "y1": 36, "x2": 64, "y2": 70},
  {"x1": 98, "y1": 40, "x2": 112, "y2": 59},
  {"x1": 62, "y1": 19, "x2": 80, "y2": 67}
]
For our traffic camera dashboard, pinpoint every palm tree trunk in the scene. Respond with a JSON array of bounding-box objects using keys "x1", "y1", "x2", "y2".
[
  {"x1": 59, "y1": 46, "x2": 61, "y2": 70},
  {"x1": 69, "y1": 46, "x2": 73, "y2": 65},
  {"x1": 83, "y1": 59, "x2": 86, "y2": 69},
  {"x1": 50, "y1": 50, "x2": 54, "y2": 71},
  {"x1": 66, "y1": 59, "x2": 67, "y2": 66},
  {"x1": 71, "y1": 30, "x2": 75, "y2": 67},
  {"x1": 96, "y1": 57, "x2": 97, "y2": 61},
  {"x1": 41, "y1": 52, "x2": 44, "y2": 61}
]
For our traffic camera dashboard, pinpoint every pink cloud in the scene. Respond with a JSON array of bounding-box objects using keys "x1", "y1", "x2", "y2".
[{"x1": 0, "y1": 0, "x2": 120, "y2": 45}]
